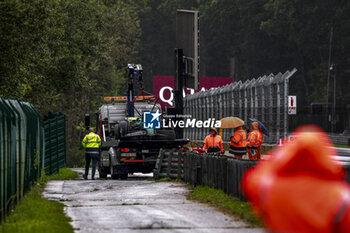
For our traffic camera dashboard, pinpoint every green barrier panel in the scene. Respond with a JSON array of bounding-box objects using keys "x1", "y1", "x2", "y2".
[
  {"x1": 0, "y1": 98, "x2": 44, "y2": 221},
  {"x1": 43, "y1": 113, "x2": 66, "y2": 176},
  {"x1": 0, "y1": 98, "x2": 68, "y2": 221}
]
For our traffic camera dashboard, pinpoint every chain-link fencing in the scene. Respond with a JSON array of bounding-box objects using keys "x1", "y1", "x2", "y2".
[{"x1": 183, "y1": 68, "x2": 297, "y2": 144}]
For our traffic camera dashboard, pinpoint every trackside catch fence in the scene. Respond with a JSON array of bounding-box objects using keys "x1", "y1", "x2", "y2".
[
  {"x1": 183, "y1": 69, "x2": 297, "y2": 144},
  {"x1": 0, "y1": 98, "x2": 66, "y2": 221}
]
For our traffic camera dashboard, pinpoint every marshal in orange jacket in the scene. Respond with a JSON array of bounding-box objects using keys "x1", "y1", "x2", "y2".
[
  {"x1": 203, "y1": 128, "x2": 224, "y2": 153},
  {"x1": 229, "y1": 126, "x2": 247, "y2": 158},
  {"x1": 247, "y1": 122, "x2": 263, "y2": 160}
]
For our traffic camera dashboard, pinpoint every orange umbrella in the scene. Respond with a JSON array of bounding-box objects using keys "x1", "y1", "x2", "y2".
[{"x1": 220, "y1": 117, "x2": 244, "y2": 128}]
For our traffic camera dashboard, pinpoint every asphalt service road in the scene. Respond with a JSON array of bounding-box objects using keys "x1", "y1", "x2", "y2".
[{"x1": 43, "y1": 169, "x2": 263, "y2": 233}]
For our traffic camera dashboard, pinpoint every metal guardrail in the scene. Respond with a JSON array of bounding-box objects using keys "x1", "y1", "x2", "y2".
[
  {"x1": 183, "y1": 69, "x2": 297, "y2": 144},
  {"x1": 0, "y1": 98, "x2": 66, "y2": 221},
  {"x1": 154, "y1": 150, "x2": 258, "y2": 200},
  {"x1": 328, "y1": 134, "x2": 350, "y2": 146},
  {"x1": 332, "y1": 148, "x2": 350, "y2": 172},
  {"x1": 335, "y1": 148, "x2": 350, "y2": 157},
  {"x1": 332, "y1": 156, "x2": 350, "y2": 166},
  {"x1": 183, "y1": 152, "x2": 257, "y2": 200},
  {"x1": 333, "y1": 155, "x2": 350, "y2": 183}
]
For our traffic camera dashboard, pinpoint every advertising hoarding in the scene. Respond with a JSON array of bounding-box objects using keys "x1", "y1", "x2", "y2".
[{"x1": 153, "y1": 76, "x2": 232, "y2": 109}]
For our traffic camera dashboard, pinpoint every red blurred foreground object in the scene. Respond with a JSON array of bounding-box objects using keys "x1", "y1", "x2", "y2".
[{"x1": 242, "y1": 125, "x2": 350, "y2": 233}]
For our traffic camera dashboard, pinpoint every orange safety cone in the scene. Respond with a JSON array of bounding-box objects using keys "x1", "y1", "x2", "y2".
[{"x1": 242, "y1": 125, "x2": 350, "y2": 233}]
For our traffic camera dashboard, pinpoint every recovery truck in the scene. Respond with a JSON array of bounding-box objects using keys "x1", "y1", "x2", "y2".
[{"x1": 86, "y1": 64, "x2": 188, "y2": 179}]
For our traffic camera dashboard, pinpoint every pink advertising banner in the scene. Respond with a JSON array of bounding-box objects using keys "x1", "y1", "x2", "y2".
[{"x1": 153, "y1": 76, "x2": 232, "y2": 109}]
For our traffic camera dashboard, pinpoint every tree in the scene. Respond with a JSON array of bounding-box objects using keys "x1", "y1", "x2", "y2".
[{"x1": 0, "y1": 0, "x2": 141, "y2": 166}]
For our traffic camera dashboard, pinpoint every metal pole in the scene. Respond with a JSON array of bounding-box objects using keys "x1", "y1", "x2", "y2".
[
  {"x1": 261, "y1": 80, "x2": 265, "y2": 123},
  {"x1": 284, "y1": 76, "x2": 289, "y2": 137},
  {"x1": 244, "y1": 87, "x2": 247, "y2": 123},
  {"x1": 174, "y1": 48, "x2": 184, "y2": 139},
  {"x1": 326, "y1": 26, "x2": 333, "y2": 129},
  {"x1": 269, "y1": 82, "x2": 273, "y2": 143},
  {"x1": 276, "y1": 82, "x2": 281, "y2": 142},
  {"x1": 332, "y1": 65, "x2": 336, "y2": 133}
]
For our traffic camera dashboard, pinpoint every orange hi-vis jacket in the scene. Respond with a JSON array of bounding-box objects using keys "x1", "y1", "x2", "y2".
[
  {"x1": 242, "y1": 125, "x2": 350, "y2": 233},
  {"x1": 248, "y1": 130, "x2": 263, "y2": 149},
  {"x1": 203, "y1": 134, "x2": 224, "y2": 153},
  {"x1": 229, "y1": 127, "x2": 247, "y2": 157},
  {"x1": 247, "y1": 129, "x2": 263, "y2": 160}
]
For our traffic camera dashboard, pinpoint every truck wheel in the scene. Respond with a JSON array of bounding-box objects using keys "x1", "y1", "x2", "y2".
[
  {"x1": 99, "y1": 168, "x2": 108, "y2": 179},
  {"x1": 99, "y1": 172, "x2": 107, "y2": 179}
]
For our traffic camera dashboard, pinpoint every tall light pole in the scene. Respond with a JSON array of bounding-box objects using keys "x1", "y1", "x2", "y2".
[
  {"x1": 331, "y1": 64, "x2": 336, "y2": 133},
  {"x1": 326, "y1": 26, "x2": 333, "y2": 103},
  {"x1": 326, "y1": 26, "x2": 333, "y2": 132}
]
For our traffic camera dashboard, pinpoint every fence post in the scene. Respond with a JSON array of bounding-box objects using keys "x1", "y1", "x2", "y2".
[
  {"x1": 154, "y1": 149, "x2": 163, "y2": 179},
  {"x1": 226, "y1": 159, "x2": 234, "y2": 195},
  {"x1": 261, "y1": 77, "x2": 265, "y2": 123},
  {"x1": 222, "y1": 157, "x2": 228, "y2": 193},
  {"x1": 202, "y1": 154, "x2": 208, "y2": 186},
  {"x1": 276, "y1": 78, "x2": 281, "y2": 142},
  {"x1": 269, "y1": 77, "x2": 274, "y2": 143},
  {"x1": 167, "y1": 150, "x2": 173, "y2": 178},
  {"x1": 177, "y1": 150, "x2": 182, "y2": 179},
  {"x1": 284, "y1": 75, "x2": 288, "y2": 137}
]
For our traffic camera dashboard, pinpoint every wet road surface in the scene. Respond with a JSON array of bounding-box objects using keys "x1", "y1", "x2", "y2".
[{"x1": 43, "y1": 169, "x2": 263, "y2": 233}]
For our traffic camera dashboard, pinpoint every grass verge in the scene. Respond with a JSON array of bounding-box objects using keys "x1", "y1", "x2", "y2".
[
  {"x1": 38, "y1": 167, "x2": 78, "y2": 186},
  {"x1": 0, "y1": 168, "x2": 77, "y2": 233},
  {"x1": 188, "y1": 185, "x2": 261, "y2": 227},
  {"x1": 155, "y1": 178, "x2": 183, "y2": 182},
  {"x1": 335, "y1": 144, "x2": 350, "y2": 149}
]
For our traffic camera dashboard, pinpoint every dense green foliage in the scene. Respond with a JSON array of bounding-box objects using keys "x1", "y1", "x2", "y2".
[
  {"x1": 189, "y1": 185, "x2": 261, "y2": 227},
  {"x1": 0, "y1": 168, "x2": 77, "y2": 232},
  {"x1": 1, "y1": 1, "x2": 349, "y2": 166},
  {"x1": 0, "y1": 0, "x2": 140, "y2": 166}
]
